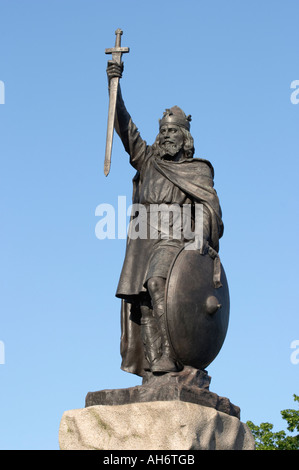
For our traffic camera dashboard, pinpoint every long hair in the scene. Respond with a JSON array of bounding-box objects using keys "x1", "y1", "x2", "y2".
[{"x1": 152, "y1": 127, "x2": 195, "y2": 159}]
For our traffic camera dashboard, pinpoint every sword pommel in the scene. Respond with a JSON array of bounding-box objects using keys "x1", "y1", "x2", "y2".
[{"x1": 115, "y1": 28, "x2": 123, "y2": 47}]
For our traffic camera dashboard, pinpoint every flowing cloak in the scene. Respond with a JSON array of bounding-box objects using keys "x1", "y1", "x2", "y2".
[{"x1": 115, "y1": 119, "x2": 224, "y2": 376}]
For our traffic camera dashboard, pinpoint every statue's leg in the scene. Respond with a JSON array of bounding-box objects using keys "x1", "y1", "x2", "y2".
[
  {"x1": 147, "y1": 276, "x2": 180, "y2": 373},
  {"x1": 140, "y1": 296, "x2": 161, "y2": 370}
]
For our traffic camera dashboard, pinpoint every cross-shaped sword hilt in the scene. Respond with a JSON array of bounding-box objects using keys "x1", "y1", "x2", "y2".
[{"x1": 105, "y1": 28, "x2": 130, "y2": 65}]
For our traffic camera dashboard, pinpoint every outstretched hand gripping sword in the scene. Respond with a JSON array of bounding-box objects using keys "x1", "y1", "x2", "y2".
[{"x1": 104, "y1": 29, "x2": 130, "y2": 176}]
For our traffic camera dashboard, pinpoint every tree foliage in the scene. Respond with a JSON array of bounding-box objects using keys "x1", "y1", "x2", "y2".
[{"x1": 246, "y1": 394, "x2": 299, "y2": 450}]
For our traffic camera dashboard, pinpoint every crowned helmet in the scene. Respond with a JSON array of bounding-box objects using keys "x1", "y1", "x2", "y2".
[{"x1": 159, "y1": 106, "x2": 192, "y2": 131}]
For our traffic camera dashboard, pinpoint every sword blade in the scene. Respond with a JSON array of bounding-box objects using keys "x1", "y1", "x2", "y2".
[
  {"x1": 104, "y1": 29, "x2": 129, "y2": 176},
  {"x1": 104, "y1": 76, "x2": 119, "y2": 176}
]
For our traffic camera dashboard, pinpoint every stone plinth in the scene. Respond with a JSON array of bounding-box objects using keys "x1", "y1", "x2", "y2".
[
  {"x1": 59, "y1": 368, "x2": 255, "y2": 450},
  {"x1": 59, "y1": 401, "x2": 255, "y2": 450}
]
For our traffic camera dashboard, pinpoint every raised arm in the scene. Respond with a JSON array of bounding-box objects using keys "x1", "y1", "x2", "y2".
[
  {"x1": 106, "y1": 61, "x2": 131, "y2": 150},
  {"x1": 106, "y1": 61, "x2": 147, "y2": 169}
]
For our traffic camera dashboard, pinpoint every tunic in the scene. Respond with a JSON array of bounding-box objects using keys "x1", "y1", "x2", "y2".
[{"x1": 116, "y1": 119, "x2": 223, "y2": 301}]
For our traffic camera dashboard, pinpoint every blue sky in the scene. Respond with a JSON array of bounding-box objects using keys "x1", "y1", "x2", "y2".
[{"x1": 0, "y1": 0, "x2": 298, "y2": 450}]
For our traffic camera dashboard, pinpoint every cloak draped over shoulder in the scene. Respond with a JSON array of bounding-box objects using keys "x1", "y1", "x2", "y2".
[{"x1": 116, "y1": 120, "x2": 223, "y2": 301}]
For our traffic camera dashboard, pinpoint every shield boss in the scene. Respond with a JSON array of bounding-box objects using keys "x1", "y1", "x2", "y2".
[{"x1": 165, "y1": 246, "x2": 230, "y2": 370}]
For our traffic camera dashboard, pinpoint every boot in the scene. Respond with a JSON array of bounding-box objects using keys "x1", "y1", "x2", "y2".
[
  {"x1": 151, "y1": 305, "x2": 181, "y2": 374},
  {"x1": 140, "y1": 305, "x2": 161, "y2": 370}
]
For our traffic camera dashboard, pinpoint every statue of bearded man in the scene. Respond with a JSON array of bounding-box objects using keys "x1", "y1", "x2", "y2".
[{"x1": 106, "y1": 61, "x2": 224, "y2": 377}]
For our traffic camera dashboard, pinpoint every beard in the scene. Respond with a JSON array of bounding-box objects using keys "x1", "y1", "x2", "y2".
[{"x1": 159, "y1": 141, "x2": 183, "y2": 159}]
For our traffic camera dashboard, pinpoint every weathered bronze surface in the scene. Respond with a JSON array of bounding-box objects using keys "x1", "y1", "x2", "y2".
[
  {"x1": 102, "y1": 29, "x2": 229, "y2": 383},
  {"x1": 104, "y1": 29, "x2": 129, "y2": 176},
  {"x1": 166, "y1": 246, "x2": 230, "y2": 370},
  {"x1": 85, "y1": 366, "x2": 240, "y2": 418}
]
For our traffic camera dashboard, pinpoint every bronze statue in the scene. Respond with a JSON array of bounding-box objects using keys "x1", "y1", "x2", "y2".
[{"x1": 105, "y1": 30, "x2": 229, "y2": 380}]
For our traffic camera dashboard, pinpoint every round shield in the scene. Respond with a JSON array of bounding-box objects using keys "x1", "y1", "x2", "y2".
[{"x1": 165, "y1": 245, "x2": 230, "y2": 370}]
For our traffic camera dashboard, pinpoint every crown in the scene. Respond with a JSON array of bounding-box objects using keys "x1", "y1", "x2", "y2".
[{"x1": 159, "y1": 106, "x2": 192, "y2": 131}]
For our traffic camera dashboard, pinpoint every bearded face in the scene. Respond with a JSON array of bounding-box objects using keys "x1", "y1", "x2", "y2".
[{"x1": 158, "y1": 124, "x2": 184, "y2": 158}]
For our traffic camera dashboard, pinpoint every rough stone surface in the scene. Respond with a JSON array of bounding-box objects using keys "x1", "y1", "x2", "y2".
[{"x1": 59, "y1": 401, "x2": 255, "y2": 450}]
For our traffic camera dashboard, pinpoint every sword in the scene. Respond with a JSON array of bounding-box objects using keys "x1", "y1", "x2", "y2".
[{"x1": 104, "y1": 29, "x2": 130, "y2": 176}]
